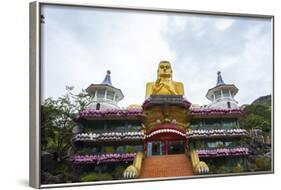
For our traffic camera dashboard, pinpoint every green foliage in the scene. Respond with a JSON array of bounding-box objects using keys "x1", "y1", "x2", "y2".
[
  {"x1": 248, "y1": 162, "x2": 259, "y2": 172},
  {"x1": 77, "y1": 148, "x2": 93, "y2": 155},
  {"x1": 255, "y1": 156, "x2": 271, "y2": 171},
  {"x1": 241, "y1": 96, "x2": 272, "y2": 173},
  {"x1": 241, "y1": 95, "x2": 271, "y2": 133},
  {"x1": 208, "y1": 162, "x2": 245, "y2": 174},
  {"x1": 217, "y1": 143, "x2": 225, "y2": 148},
  {"x1": 41, "y1": 98, "x2": 73, "y2": 157},
  {"x1": 232, "y1": 164, "x2": 243, "y2": 173},
  {"x1": 243, "y1": 114, "x2": 270, "y2": 132},
  {"x1": 55, "y1": 161, "x2": 74, "y2": 183},
  {"x1": 195, "y1": 141, "x2": 204, "y2": 149},
  {"x1": 41, "y1": 86, "x2": 92, "y2": 162},
  {"x1": 112, "y1": 165, "x2": 126, "y2": 179},
  {"x1": 104, "y1": 146, "x2": 115, "y2": 154},
  {"x1": 251, "y1": 95, "x2": 271, "y2": 107},
  {"x1": 125, "y1": 146, "x2": 134, "y2": 153},
  {"x1": 216, "y1": 166, "x2": 230, "y2": 174},
  {"x1": 244, "y1": 104, "x2": 271, "y2": 120},
  {"x1": 81, "y1": 172, "x2": 113, "y2": 182},
  {"x1": 207, "y1": 164, "x2": 217, "y2": 174}
]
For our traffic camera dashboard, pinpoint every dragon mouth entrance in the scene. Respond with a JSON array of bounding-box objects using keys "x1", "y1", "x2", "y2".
[
  {"x1": 145, "y1": 124, "x2": 186, "y2": 140},
  {"x1": 144, "y1": 124, "x2": 187, "y2": 156}
]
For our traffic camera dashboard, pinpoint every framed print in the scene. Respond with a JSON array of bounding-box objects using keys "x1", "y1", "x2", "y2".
[{"x1": 29, "y1": 1, "x2": 274, "y2": 188}]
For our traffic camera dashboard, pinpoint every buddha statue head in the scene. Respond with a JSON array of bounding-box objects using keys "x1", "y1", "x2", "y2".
[{"x1": 157, "y1": 61, "x2": 172, "y2": 80}]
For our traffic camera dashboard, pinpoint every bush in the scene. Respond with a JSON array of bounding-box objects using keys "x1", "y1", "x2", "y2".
[
  {"x1": 195, "y1": 141, "x2": 204, "y2": 149},
  {"x1": 104, "y1": 146, "x2": 115, "y2": 154},
  {"x1": 216, "y1": 166, "x2": 231, "y2": 174},
  {"x1": 126, "y1": 146, "x2": 134, "y2": 153},
  {"x1": 81, "y1": 172, "x2": 113, "y2": 182},
  {"x1": 248, "y1": 162, "x2": 258, "y2": 172},
  {"x1": 112, "y1": 165, "x2": 126, "y2": 179},
  {"x1": 232, "y1": 164, "x2": 243, "y2": 173},
  {"x1": 255, "y1": 156, "x2": 271, "y2": 171},
  {"x1": 207, "y1": 164, "x2": 216, "y2": 174},
  {"x1": 77, "y1": 148, "x2": 93, "y2": 155},
  {"x1": 55, "y1": 162, "x2": 74, "y2": 183}
]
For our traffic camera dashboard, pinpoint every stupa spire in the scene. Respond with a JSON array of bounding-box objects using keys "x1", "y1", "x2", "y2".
[
  {"x1": 216, "y1": 71, "x2": 225, "y2": 86},
  {"x1": 102, "y1": 70, "x2": 112, "y2": 85}
]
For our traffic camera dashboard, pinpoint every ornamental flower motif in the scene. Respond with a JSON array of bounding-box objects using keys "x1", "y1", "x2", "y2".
[
  {"x1": 72, "y1": 131, "x2": 145, "y2": 143},
  {"x1": 196, "y1": 147, "x2": 249, "y2": 157},
  {"x1": 76, "y1": 108, "x2": 244, "y2": 120},
  {"x1": 186, "y1": 129, "x2": 248, "y2": 139},
  {"x1": 190, "y1": 108, "x2": 244, "y2": 116},
  {"x1": 76, "y1": 108, "x2": 143, "y2": 120},
  {"x1": 71, "y1": 153, "x2": 136, "y2": 164}
]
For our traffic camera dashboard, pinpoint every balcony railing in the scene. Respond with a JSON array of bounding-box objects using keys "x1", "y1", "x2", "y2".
[
  {"x1": 186, "y1": 129, "x2": 248, "y2": 139},
  {"x1": 71, "y1": 153, "x2": 136, "y2": 165},
  {"x1": 72, "y1": 131, "x2": 145, "y2": 144},
  {"x1": 196, "y1": 147, "x2": 249, "y2": 158}
]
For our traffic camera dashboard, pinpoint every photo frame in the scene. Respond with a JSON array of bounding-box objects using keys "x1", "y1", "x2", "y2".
[{"x1": 29, "y1": 1, "x2": 274, "y2": 188}]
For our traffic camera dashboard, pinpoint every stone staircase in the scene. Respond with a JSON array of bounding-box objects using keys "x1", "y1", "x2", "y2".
[{"x1": 139, "y1": 154, "x2": 194, "y2": 178}]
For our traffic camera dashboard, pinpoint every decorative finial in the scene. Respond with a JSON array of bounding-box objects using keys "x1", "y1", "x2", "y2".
[
  {"x1": 216, "y1": 71, "x2": 225, "y2": 86},
  {"x1": 102, "y1": 70, "x2": 112, "y2": 85}
]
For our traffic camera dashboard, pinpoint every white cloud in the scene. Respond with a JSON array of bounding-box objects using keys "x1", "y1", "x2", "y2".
[
  {"x1": 163, "y1": 16, "x2": 272, "y2": 106},
  {"x1": 42, "y1": 6, "x2": 272, "y2": 108},
  {"x1": 215, "y1": 18, "x2": 234, "y2": 30},
  {"x1": 42, "y1": 7, "x2": 176, "y2": 107}
]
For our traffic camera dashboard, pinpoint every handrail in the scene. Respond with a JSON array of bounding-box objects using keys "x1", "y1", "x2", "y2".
[{"x1": 123, "y1": 152, "x2": 144, "y2": 179}]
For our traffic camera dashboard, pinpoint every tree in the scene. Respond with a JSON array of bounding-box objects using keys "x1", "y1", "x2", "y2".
[
  {"x1": 243, "y1": 114, "x2": 270, "y2": 132},
  {"x1": 244, "y1": 104, "x2": 271, "y2": 122},
  {"x1": 41, "y1": 86, "x2": 92, "y2": 161},
  {"x1": 241, "y1": 98, "x2": 271, "y2": 133}
]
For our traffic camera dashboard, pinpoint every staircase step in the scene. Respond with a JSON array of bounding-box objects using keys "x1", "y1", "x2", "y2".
[{"x1": 139, "y1": 154, "x2": 194, "y2": 178}]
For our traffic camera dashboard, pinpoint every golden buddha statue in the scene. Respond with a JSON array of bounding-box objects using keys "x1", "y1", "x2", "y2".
[{"x1": 145, "y1": 61, "x2": 184, "y2": 98}]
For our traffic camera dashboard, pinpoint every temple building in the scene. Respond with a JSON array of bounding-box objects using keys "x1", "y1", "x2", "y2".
[{"x1": 71, "y1": 61, "x2": 248, "y2": 180}]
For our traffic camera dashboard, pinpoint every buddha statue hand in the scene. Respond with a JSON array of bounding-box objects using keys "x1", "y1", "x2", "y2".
[
  {"x1": 155, "y1": 80, "x2": 177, "y2": 94},
  {"x1": 195, "y1": 161, "x2": 209, "y2": 174},
  {"x1": 155, "y1": 78, "x2": 162, "y2": 86},
  {"x1": 153, "y1": 79, "x2": 165, "y2": 93},
  {"x1": 123, "y1": 165, "x2": 139, "y2": 179},
  {"x1": 123, "y1": 152, "x2": 144, "y2": 179}
]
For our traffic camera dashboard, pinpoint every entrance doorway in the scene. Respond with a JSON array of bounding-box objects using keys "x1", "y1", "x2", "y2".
[{"x1": 147, "y1": 140, "x2": 185, "y2": 156}]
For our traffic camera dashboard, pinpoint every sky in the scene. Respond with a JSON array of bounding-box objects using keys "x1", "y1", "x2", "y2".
[{"x1": 41, "y1": 5, "x2": 273, "y2": 108}]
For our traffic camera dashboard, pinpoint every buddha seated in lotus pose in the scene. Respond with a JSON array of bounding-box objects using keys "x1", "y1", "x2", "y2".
[{"x1": 145, "y1": 61, "x2": 184, "y2": 98}]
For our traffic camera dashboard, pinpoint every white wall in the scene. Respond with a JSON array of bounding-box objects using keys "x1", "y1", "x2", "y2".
[
  {"x1": 209, "y1": 100, "x2": 239, "y2": 109},
  {"x1": 0, "y1": 0, "x2": 279, "y2": 190}
]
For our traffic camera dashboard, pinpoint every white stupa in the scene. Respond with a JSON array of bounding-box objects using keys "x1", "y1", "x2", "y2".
[
  {"x1": 206, "y1": 71, "x2": 239, "y2": 109},
  {"x1": 86, "y1": 70, "x2": 124, "y2": 110}
]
